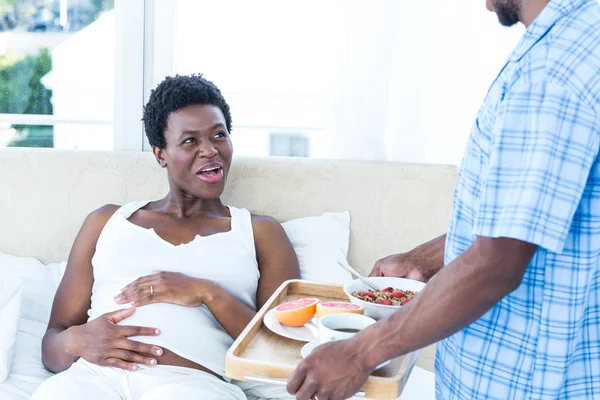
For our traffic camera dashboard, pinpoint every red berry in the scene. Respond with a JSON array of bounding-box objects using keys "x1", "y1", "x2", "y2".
[
  {"x1": 377, "y1": 299, "x2": 393, "y2": 305},
  {"x1": 363, "y1": 291, "x2": 375, "y2": 298},
  {"x1": 382, "y1": 287, "x2": 394, "y2": 292},
  {"x1": 389, "y1": 291, "x2": 404, "y2": 298}
]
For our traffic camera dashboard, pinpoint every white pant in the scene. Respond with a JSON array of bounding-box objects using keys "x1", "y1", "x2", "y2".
[{"x1": 32, "y1": 359, "x2": 247, "y2": 400}]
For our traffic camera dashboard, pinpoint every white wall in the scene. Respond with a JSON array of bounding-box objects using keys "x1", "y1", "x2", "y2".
[
  {"x1": 334, "y1": 1, "x2": 524, "y2": 165},
  {"x1": 421, "y1": 1, "x2": 523, "y2": 165}
]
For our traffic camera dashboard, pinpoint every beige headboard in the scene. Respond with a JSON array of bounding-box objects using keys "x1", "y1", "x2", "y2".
[{"x1": 0, "y1": 148, "x2": 456, "y2": 276}]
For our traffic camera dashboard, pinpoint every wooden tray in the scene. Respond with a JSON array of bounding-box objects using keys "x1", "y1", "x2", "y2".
[{"x1": 226, "y1": 280, "x2": 419, "y2": 399}]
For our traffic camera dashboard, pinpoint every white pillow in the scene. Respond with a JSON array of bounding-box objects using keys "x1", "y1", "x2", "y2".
[
  {"x1": 0, "y1": 254, "x2": 65, "y2": 387},
  {"x1": 0, "y1": 253, "x2": 64, "y2": 325},
  {"x1": 0, "y1": 276, "x2": 23, "y2": 382},
  {"x1": 281, "y1": 211, "x2": 353, "y2": 285}
]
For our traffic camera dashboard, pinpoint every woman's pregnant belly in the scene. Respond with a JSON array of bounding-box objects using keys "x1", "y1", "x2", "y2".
[{"x1": 88, "y1": 287, "x2": 233, "y2": 378}]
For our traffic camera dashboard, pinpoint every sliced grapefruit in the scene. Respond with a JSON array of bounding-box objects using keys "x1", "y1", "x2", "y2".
[
  {"x1": 272, "y1": 298, "x2": 319, "y2": 327},
  {"x1": 316, "y1": 301, "x2": 364, "y2": 319}
]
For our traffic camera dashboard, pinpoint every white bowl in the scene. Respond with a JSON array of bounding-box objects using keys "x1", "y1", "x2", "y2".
[{"x1": 343, "y1": 277, "x2": 426, "y2": 320}]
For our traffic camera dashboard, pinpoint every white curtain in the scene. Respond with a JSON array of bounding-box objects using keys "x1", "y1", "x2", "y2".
[{"x1": 329, "y1": 0, "x2": 524, "y2": 165}]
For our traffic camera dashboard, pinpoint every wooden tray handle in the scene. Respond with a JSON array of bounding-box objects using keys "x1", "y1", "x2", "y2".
[{"x1": 244, "y1": 375, "x2": 367, "y2": 398}]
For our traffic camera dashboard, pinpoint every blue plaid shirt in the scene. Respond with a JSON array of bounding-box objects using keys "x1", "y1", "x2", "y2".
[{"x1": 436, "y1": 1, "x2": 600, "y2": 399}]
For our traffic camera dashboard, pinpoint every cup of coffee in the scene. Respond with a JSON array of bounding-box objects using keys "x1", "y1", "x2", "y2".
[{"x1": 318, "y1": 313, "x2": 376, "y2": 344}]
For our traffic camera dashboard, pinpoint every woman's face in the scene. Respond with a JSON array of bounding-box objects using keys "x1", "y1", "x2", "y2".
[{"x1": 154, "y1": 104, "x2": 233, "y2": 200}]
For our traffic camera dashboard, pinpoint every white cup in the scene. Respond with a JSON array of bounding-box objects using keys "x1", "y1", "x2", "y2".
[{"x1": 318, "y1": 313, "x2": 376, "y2": 344}]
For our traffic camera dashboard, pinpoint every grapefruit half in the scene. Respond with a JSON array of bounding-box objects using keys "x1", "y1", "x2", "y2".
[
  {"x1": 316, "y1": 301, "x2": 364, "y2": 319},
  {"x1": 272, "y1": 298, "x2": 319, "y2": 327}
]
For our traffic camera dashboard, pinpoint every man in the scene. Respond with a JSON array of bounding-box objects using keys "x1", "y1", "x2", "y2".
[{"x1": 287, "y1": 0, "x2": 600, "y2": 399}]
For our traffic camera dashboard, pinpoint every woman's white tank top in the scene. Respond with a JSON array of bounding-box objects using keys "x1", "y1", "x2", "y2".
[{"x1": 87, "y1": 201, "x2": 260, "y2": 379}]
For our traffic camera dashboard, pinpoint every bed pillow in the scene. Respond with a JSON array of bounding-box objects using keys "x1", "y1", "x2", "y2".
[
  {"x1": 0, "y1": 253, "x2": 65, "y2": 385},
  {"x1": 0, "y1": 253, "x2": 64, "y2": 325},
  {"x1": 281, "y1": 211, "x2": 353, "y2": 285}
]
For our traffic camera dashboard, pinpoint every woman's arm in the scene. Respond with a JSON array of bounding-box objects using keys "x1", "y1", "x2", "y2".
[
  {"x1": 206, "y1": 215, "x2": 300, "y2": 337},
  {"x1": 42, "y1": 205, "x2": 114, "y2": 372},
  {"x1": 253, "y1": 215, "x2": 301, "y2": 308},
  {"x1": 43, "y1": 205, "x2": 161, "y2": 372}
]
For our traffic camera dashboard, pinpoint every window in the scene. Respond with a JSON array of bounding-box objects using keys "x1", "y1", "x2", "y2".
[
  {"x1": 270, "y1": 133, "x2": 310, "y2": 158},
  {"x1": 0, "y1": 0, "x2": 114, "y2": 149}
]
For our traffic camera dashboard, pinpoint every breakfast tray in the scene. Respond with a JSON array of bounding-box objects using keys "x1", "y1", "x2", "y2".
[{"x1": 226, "y1": 280, "x2": 419, "y2": 400}]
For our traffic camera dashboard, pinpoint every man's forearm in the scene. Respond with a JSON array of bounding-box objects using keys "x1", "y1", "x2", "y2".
[
  {"x1": 409, "y1": 234, "x2": 446, "y2": 279},
  {"x1": 359, "y1": 237, "x2": 537, "y2": 368}
]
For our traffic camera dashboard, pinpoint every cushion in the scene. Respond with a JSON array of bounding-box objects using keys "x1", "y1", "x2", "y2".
[
  {"x1": 0, "y1": 276, "x2": 23, "y2": 382},
  {"x1": 0, "y1": 253, "x2": 65, "y2": 325},
  {"x1": 0, "y1": 253, "x2": 65, "y2": 390},
  {"x1": 281, "y1": 211, "x2": 353, "y2": 285}
]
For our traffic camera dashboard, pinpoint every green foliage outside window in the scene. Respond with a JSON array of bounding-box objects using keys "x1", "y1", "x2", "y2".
[
  {"x1": 0, "y1": 0, "x2": 16, "y2": 15},
  {"x1": 0, "y1": 48, "x2": 53, "y2": 147}
]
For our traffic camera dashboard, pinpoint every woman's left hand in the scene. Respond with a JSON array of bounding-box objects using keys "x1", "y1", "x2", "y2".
[{"x1": 115, "y1": 272, "x2": 214, "y2": 307}]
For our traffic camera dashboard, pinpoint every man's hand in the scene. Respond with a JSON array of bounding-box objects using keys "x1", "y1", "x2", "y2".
[
  {"x1": 287, "y1": 338, "x2": 374, "y2": 400},
  {"x1": 369, "y1": 253, "x2": 428, "y2": 282},
  {"x1": 369, "y1": 234, "x2": 447, "y2": 281}
]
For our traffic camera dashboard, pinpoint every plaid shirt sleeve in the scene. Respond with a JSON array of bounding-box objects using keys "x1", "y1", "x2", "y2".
[{"x1": 473, "y1": 81, "x2": 600, "y2": 253}]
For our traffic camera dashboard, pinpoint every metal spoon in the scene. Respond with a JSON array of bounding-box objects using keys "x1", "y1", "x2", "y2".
[{"x1": 337, "y1": 260, "x2": 380, "y2": 291}]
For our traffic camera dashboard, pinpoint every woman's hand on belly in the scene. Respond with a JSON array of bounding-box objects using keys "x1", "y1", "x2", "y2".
[
  {"x1": 69, "y1": 306, "x2": 164, "y2": 371},
  {"x1": 115, "y1": 271, "x2": 217, "y2": 308},
  {"x1": 116, "y1": 272, "x2": 257, "y2": 340}
]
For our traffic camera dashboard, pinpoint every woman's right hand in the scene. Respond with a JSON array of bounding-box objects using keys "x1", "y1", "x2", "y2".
[{"x1": 67, "y1": 306, "x2": 163, "y2": 371}]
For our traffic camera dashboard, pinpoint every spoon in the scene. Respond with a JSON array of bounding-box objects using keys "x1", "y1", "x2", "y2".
[{"x1": 337, "y1": 260, "x2": 380, "y2": 291}]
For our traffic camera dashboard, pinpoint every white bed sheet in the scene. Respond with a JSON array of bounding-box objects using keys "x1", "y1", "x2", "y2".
[
  {"x1": 0, "y1": 319, "x2": 53, "y2": 400},
  {"x1": 0, "y1": 318, "x2": 435, "y2": 400}
]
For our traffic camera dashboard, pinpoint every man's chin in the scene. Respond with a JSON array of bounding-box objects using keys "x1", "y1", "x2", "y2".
[
  {"x1": 497, "y1": 14, "x2": 520, "y2": 27},
  {"x1": 493, "y1": 1, "x2": 521, "y2": 27}
]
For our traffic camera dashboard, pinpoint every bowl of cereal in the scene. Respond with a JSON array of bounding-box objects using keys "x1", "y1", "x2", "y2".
[{"x1": 343, "y1": 277, "x2": 426, "y2": 320}]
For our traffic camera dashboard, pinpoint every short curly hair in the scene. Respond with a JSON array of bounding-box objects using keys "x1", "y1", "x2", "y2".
[{"x1": 143, "y1": 74, "x2": 232, "y2": 149}]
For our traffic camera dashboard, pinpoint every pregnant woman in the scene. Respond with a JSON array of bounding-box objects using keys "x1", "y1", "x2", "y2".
[{"x1": 33, "y1": 74, "x2": 300, "y2": 399}]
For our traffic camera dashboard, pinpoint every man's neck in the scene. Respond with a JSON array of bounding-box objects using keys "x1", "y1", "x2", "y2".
[{"x1": 521, "y1": 0, "x2": 551, "y2": 27}]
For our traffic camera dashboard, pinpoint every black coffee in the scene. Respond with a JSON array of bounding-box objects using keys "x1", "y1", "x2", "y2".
[{"x1": 333, "y1": 328, "x2": 361, "y2": 333}]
